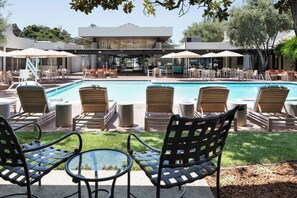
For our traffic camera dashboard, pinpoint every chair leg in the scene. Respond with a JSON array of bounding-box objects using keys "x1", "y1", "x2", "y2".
[
  {"x1": 216, "y1": 155, "x2": 222, "y2": 198},
  {"x1": 156, "y1": 186, "x2": 161, "y2": 198}
]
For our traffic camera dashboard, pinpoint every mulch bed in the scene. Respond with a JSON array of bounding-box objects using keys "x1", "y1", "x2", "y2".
[{"x1": 206, "y1": 162, "x2": 297, "y2": 198}]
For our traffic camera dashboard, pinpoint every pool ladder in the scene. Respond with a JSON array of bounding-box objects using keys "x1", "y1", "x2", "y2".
[{"x1": 258, "y1": 73, "x2": 272, "y2": 84}]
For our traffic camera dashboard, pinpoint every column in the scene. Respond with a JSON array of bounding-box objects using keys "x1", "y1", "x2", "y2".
[{"x1": 91, "y1": 39, "x2": 98, "y2": 69}]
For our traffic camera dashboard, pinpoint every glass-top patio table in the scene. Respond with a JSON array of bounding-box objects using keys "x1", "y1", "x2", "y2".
[{"x1": 65, "y1": 149, "x2": 133, "y2": 198}]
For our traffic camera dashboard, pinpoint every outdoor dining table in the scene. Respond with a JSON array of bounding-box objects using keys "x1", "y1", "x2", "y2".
[{"x1": 65, "y1": 149, "x2": 133, "y2": 198}]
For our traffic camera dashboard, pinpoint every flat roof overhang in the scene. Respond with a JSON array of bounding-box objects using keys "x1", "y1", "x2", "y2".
[{"x1": 78, "y1": 27, "x2": 173, "y2": 42}]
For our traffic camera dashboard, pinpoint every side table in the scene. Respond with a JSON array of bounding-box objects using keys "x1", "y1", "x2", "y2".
[
  {"x1": 65, "y1": 149, "x2": 133, "y2": 198},
  {"x1": 56, "y1": 103, "x2": 72, "y2": 127},
  {"x1": 228, "y1": 102, "x2": 247, "y2": 127},
  {"x1": 118, "y1": 103, "x2": 134, "y2": 127},
  {"x1": 285, "y1": 102, "x2": 297, "y2": 116},
  {"x1": 0, "y1": 102, "x2": 10, "y2": 118},
  {"x1": 178, "y1": 102, "x2": 194, "y2": 118}
]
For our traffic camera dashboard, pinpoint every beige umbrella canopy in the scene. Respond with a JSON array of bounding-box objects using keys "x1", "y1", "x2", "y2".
[
  {"x1": 0, "y1": 50, "x2": 8, "y2": 57},
  {"x1": 202, "y1": 52, "x2": 217, "y2": 58},
  {"x1": 173, "y1": 50, "x2": 201, "y2": 58},
  {"x1": 161, "y1": 52, "x2": 176, "y2": 59},
  {"x1": 6, "y1": 48, "x2": 49, "y2": 58},
  {"x1": 213, "y1": 50, "x2": 243, "y2": 57}
]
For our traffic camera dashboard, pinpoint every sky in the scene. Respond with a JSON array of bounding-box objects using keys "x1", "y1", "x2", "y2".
[{"x1": 3, "y1": 0, "x2": 243, "y2": 44}]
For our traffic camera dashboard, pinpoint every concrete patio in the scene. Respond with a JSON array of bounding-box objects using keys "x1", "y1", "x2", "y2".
[{"x1": 0, "y1": 170, "x2": 214, "y2": 198}]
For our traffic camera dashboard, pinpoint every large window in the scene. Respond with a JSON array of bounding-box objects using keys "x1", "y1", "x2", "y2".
[{"x1": 97, "y1": 37, "x2": 157, "y2": 49}]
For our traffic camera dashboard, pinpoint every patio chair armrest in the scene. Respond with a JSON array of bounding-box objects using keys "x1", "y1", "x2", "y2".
[
  {"x1": 14, "y1": 122, "x2": 42, "y2": 141},
  {"x1": 23, "y1": 132, "x2": 83, "y2": 154},
  {"x1": 127, "y1": 132, "x2": 161, "y2": 155}
]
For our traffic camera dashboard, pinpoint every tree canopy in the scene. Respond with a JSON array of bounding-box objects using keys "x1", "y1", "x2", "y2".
[
  {"x1": 227, "y1": 0, "x2": 292, "y2": 71},
  {"x1": 70, "y1": 0, "x2": 233, "y2": 20},
  {"x1": 0, "y1": 0, "x2": 9, "y2": 46},
  {"x1": 12, "y1": 24, "x2": 90, "y2": 45},
  {"x1": 274, "y1": 36, "x2": 297, "y2": 59},
  {"x1": 181, "y1": 20, "x2": 225, "y2": 42},
  {"x1": 20, "y1": 25, "x2": 72, "y2": 43}
]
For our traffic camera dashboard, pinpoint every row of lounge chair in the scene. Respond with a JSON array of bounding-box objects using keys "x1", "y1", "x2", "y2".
[{"x1": 6, "y1": 84, "x2": 297, "y2": 132}]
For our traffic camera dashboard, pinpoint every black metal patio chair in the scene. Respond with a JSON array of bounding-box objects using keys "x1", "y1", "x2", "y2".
[
  {"x1": 0, "y1": 116, "x2": 83, "y2": 198},
  {"x1": 127, "y1": 106, "x2": 241, "y2": 198}
]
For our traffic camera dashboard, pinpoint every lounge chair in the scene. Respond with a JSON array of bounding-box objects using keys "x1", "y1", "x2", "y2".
[
  {"x1": 73, "y1": 86, "x2": 117, "y2": 131},
  {"x1": 8, "y1": 85, "x2": 61, "y2": 128},
  {"x1": 145, "y1": 85, "x2": 174, "y2": 131},
  {"x1": 247, "y1": 86, "x2": 297, "y2": 131},
  {"x1": 194, "y1": 86, "x2": 238, "y2": 131}
]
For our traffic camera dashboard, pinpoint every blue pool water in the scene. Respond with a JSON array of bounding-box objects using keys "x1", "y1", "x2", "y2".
[{"x1": 47, "y1": 80, "x2": 297, "y2": 103}]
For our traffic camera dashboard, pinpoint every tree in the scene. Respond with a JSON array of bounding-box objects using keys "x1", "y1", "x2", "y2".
[
  {"x1": 274, "y1": 36, "x2": 297, "y2": 70},
  {"x1": 0, "y1": 0, "x2": 8, "y2": 46},
  {"x1": 20, "y1": 25, "x2": 72, "y2": 42},
  {"x1": 69, "y1": 0, "x2": 297, "y2": 36},
  {"x1": 274, "y1": 0, "x2": 297, "y2": 35},
  {"x1": 12, "y1": 23, "x2": 22, "y2": 37},
  {"x1": 70, "y1": 0, "x2": 233, "y2": 20},
  {"x1": 227, "y1": 0, "x2": 292, "y2": 71},
  {"x1": 275, "y1": 36, "x2": 297, "y2": 59},
  {"x1": 181, "y1": 20, "x2": 225, "y2": 43}
]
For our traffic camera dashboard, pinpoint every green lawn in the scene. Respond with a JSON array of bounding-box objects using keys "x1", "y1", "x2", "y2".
[{"x1": 16, "y1": 131, "x2": 297, "y2": 169}]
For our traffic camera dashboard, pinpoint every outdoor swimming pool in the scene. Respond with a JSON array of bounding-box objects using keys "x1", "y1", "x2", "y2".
[{"x1": 47, "y1": 80, "x2": 297, "y2": 103}]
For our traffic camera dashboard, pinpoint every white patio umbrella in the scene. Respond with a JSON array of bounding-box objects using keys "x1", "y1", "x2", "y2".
[
  {"x1": 6, "y1": 48, "x2": 50, "y2": 82},
  {"x1": 202, "y1": 52, "x2": 217, "y2": 69},
  {"x1": 213, "y1": 50, "x2": 243, "y2": 68},
  {"x1": 173, "y1": 51, "x2": 201, "y2": 76}
]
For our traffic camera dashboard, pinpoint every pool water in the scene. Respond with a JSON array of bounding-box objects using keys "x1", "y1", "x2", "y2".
[{"x1": 47, "y1": 80, "x2": 297, "y2": 103}]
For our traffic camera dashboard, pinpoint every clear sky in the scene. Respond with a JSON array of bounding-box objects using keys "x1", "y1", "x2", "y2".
[{"x1": 3, "y1": 0, "x2": 243, "y2": 44}]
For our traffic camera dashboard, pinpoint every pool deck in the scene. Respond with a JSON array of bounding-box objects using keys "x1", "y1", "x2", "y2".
[
  {"x1": 0, "y1": 73, "x2": 296, "y2": 198},
  {"x1": 1, "y1": 73, "x2": 295, "y2": 132}
]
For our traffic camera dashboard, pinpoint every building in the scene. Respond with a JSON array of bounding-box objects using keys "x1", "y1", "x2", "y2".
[{"x1": 2, "y1": 25, "x2": 296, "y2": 74}]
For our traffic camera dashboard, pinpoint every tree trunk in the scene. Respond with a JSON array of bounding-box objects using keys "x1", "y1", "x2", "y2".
[
  {"x1": 256, "y1": 49, "x2": 268, "y2": 72},
  {"x1": 289, "y1": 0, "x2": 297, "y2": 35}
]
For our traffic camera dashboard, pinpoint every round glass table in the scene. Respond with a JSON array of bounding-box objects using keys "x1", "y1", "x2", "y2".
[{"x1": 65, "y1": 149, "x2": 133, "y2": 198}]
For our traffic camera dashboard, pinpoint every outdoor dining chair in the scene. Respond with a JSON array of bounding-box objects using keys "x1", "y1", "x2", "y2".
[
  {"x1": 128, "y1": 106, "x2": 242, "y2": 198},
  {"x1": 0, "y1": 116, "x2": 82, "y2": 198}
]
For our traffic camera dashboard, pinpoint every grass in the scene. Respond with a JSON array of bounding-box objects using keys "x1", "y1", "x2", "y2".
[{"x1": 16, "y1": 131, "x2": 297, "y2": 170}]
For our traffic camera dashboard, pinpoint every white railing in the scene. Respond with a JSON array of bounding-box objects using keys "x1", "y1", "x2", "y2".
[{"x1": 25, "y1": 58, "x2": 40, "y2": 82}]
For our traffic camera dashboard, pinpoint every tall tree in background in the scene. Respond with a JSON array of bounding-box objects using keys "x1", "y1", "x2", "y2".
[
  {"x1": 0, "y1": 0, "x2": 8, "y2": 46},
  {"x1": 20, "y1": 25, "x2": 72, "y2": 43},
  {"x1": 227, "y1": 0, "x2": 292, "y2": 71},
  {"x1": 181, "y1": 20, "x2": 225, "y2": 43}
]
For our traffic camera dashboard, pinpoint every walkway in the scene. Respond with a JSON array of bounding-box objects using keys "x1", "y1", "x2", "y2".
[{"x1": 0, "y1": 170, "x2": 214, "y2": 198}]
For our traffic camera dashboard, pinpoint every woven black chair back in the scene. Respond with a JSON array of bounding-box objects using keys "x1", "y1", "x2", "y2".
[
  {"x1": 0, "y1": 116, "x2": 26, "y2": 167},
  {"x1": 160, "y1": 106, "x2": 238, "y2": 169}
]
